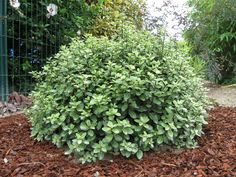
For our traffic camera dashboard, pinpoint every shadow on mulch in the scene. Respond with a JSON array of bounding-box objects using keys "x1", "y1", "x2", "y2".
[{"x1": 0, "y1": 107, "x2": 235, "y2": 177}]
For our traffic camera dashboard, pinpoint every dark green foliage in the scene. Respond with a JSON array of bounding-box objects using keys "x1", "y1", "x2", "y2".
[
  {"x1": 27, "y1": 26, "x2": 208, "y2": 163},
  {"x1": 185, "y1": 0, "x2": 236, "y2": 82}
]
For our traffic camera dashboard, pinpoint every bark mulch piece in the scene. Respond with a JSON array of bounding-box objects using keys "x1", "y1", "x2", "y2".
[{"x1": 0, "y1": 107, "x2": 235, "y2": 177}]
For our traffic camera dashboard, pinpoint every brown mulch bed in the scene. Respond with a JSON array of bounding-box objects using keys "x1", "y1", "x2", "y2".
[{"x1": 0, "y1": 107, "x2": 235, "y2": 177}]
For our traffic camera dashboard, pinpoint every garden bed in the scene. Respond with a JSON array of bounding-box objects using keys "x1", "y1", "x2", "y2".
[{"x1": 0, "y1": 107, "x2": 235, "y2": 177}]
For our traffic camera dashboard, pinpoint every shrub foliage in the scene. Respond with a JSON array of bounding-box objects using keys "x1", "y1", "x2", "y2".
[{"x1": 28, "y1": 26, "x2": 208, "y2": 163}]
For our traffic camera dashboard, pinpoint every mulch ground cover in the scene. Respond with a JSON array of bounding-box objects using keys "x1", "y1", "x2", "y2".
[{"x1": 0, "y1": 107, "x2": 235, "y2": 177}]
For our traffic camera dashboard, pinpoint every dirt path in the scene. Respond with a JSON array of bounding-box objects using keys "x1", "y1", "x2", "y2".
[{"x1": 205, "y1": 81, "x2": 236, "y2": 107}]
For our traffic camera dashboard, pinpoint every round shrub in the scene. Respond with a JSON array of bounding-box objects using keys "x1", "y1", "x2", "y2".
[{"x1": 28, "y1": 26, "x2": 208, "y2": 163}]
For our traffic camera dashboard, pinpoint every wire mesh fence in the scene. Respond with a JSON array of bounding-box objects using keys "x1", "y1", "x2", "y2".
[
  {"x1": 0, "y1": 0, "x2": 8, "y2": 101},
  {"x1": 7, "y1": 1, "x2": 62, "y2": 95},
  {"x1": 0, "y1": 0, "x2": 67, "y2": 101}
]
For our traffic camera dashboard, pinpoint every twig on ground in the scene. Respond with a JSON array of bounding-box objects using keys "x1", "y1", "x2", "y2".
[
  {"x1": 17, "y1": 161, "x2": 46, "y2": 167},
  {"x1": 5, "y1": 148, "x2": 12, "y2": 156},
  {"x1": 161, "y1": 162, "x2": 177, "y2": 167},
  {"x1": 128, "y1": 160, "x2": 144, "y2": 177}
]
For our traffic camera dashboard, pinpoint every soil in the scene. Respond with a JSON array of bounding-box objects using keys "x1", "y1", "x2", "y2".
[{"x1": 0, "y1": 107, "x2": 236, "y2": 177}]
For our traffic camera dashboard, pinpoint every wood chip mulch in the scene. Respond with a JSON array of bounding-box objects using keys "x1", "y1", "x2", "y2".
[{"x1": 0, "y1": 107, "x2": 235, "y2": 177}]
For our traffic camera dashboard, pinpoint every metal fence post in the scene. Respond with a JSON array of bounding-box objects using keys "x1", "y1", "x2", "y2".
[{"x1": 0, "y1": 0, "x2": 8, "y2": 101}]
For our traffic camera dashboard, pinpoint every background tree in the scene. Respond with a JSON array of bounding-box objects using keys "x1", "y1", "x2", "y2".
[
  {"x1": 184, "y1": 0, "x2": 236, "y2": 83},
  {"x1": 88, "y1": 0, "x2": 146, "y2": 37}
]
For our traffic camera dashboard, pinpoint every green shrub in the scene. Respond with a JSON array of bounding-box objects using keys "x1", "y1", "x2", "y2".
[
  {"x1": 172, "y1": 41, "x2": 206, "y2": 77},
  {"x1": 188, "y1": 56, "x2": 206, "y2": 77},
  {"x1": 27, "y1": 26, "x2": 208, "y2": 163}
]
